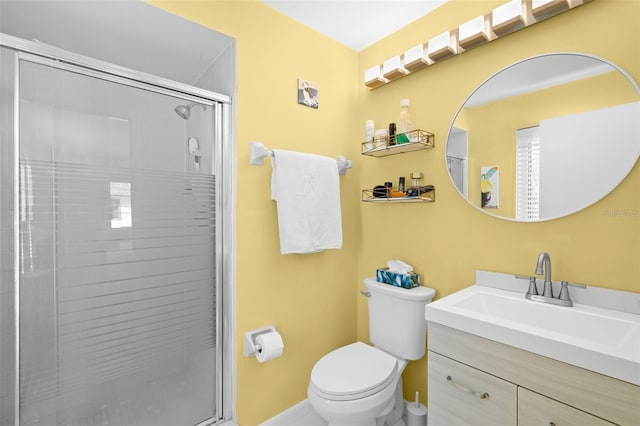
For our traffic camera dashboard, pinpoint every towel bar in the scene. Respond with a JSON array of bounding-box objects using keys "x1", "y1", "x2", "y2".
[{"x1": 249, "y1": 141, "x2": 352, "y2": 175}]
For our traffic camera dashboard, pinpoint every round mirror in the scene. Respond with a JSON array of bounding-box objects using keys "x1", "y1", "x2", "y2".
[{"x1": 446, "y1": 53, "x2": 640, "y2": 221}]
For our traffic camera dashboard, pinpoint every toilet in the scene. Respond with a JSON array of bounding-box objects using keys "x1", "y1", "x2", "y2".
[{"x1": 308, "y1": 277, "x2": 435, "y2": 426}]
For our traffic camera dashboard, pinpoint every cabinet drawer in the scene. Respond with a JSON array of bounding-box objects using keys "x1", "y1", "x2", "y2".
[
  {"x1": 518, "y1": 387, "x2": 616, "y2": 426},
  {"x1": 429, "y1": 323, "x2": 640, "y2": 425},
  {"x1": 428, "y1": 351, "x2": 517, "y2": 426}
]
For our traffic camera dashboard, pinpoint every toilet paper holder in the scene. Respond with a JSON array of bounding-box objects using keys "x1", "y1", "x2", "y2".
[{"x1": 243, "y1": 325, "x2": 278, "y2": 357}]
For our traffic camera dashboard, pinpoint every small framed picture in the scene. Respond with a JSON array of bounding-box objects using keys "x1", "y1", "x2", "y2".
[
  {"x1": 298, "y1": 79, "x2": 319, "y2": 109},
  {"x1": 480, "y1": 165, "x2": 499, "y2": 208}
]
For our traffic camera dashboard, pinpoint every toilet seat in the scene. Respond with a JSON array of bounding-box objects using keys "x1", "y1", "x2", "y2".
[{"x1": 309, "y1": 342, "x2": 398, "y2": 401}]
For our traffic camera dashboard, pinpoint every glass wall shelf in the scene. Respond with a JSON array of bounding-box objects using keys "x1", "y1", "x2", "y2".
[
  {"x1": 361, "y1": 129, "x2": 434, "y2": 157},
  {"x1": 362, "y1": 185, "x2": 435, "y2": 203}
]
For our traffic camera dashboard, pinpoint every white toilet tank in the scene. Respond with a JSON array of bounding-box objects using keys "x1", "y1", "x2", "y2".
[{"x1": 364, "y1": 277, "x2": 435, "y2": 360}]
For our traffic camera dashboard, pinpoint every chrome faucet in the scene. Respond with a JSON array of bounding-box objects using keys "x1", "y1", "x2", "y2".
[
  {"x1": 535, "y1": 252, "x2": 553, "y2": 298},
  {"x1": 525, "y1": 252, "x2": 573, "y2": 307}
]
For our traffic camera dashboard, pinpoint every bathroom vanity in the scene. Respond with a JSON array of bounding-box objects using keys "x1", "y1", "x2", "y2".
[
  {"x1": 428, "y1": 323, "x2": 638, "y2": 425},
  {"x1": 431, "y1": 49, "x2": 640, "y2": 424},
  {"x1": 425, "y1": 272, "x2": 640, "y2": 426}
]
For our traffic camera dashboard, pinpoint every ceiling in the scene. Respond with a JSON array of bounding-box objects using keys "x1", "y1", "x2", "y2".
[
  {"x1": 0, "y1": 0, "x2": 233, "y2": 86},
  {"x1": 262, "y1": 0, "x2": 448, "y2": 51},
  {"x1": 465, "y1": 54, "x2": 613, "y2": 107},
  {"x1": 0, "y1": 0, "x2": 448, "y2": 84},
  {"x1": 1, "y1": 1, "x2": 613, "y2": 103}
]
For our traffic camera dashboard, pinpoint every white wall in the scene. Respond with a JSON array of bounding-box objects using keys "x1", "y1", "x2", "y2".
[{"x1": 539, "y1": 102, "x2": 640, "y2": 218}]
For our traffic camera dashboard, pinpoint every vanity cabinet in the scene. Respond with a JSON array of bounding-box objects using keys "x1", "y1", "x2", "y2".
[
  {"x1": 518, "y1": 388, "x2": 615, "y2": 426},
  {"x1": 427, "y1": 323, "x2": 640, "y2": 426},
  {"x1": 428, "y1": 351, "x2": 516, "y2": 425}
]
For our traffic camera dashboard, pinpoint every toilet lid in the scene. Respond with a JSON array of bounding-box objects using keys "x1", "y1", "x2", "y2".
[{"x1": 310, "y1": 342, "x2": 398, "y2": 401}]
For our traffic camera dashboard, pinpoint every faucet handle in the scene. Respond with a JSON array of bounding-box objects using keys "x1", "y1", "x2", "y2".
[
  {"x1": 558, "y1": 281, "x2": 571, "y2": 302},
  {"x1": 526, "y1": 276, "x2": 538, "y2": 296}
]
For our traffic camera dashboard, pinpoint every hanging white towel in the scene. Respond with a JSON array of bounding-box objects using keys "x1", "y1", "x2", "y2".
[{"x1": 271, "y1": 149, "x2": 343, "y2": 254}]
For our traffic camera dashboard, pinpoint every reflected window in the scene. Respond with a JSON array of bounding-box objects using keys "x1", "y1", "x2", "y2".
[
  {"x1": 515, "y1": 127, "x2": 540, "y2": 221},
  {"x1": 19, "y1": 163, "x2": 34, "y2": 222},
  {"x1": 110, "y1": 181, "x2": 131, "y2": 228}
]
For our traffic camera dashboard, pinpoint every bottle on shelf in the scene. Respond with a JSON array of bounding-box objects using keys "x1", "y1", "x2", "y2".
[
  {"x1": 397, "y1": 99, "x2": 415, "y2": 143},
  {"x1": 364, "y1": 119, "x2": 374, "y2": 152},
  {"x1": 388, "y1": 122, "x2": 396, "y2": 146},
  {"x1": 411, "y1": 171, "x2": 423, "y2": 187}
]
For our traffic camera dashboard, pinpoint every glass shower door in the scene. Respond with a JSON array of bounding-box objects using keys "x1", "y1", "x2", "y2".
[{"x1": 18, "y1": 56, "x2": 219, "y2": 426}]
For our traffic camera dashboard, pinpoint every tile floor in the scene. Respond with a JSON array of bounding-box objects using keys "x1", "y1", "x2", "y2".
[
  {"x1": 260, "y1": 400, "x2": 326, "y2": 426},
  {"x1": 261, "y1": 399, "x2": 419, "y2": 426}
]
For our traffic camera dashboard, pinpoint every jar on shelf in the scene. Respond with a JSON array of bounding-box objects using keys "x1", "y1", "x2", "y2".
[{"x1": 374, "y1": 129, "x2": 389, "y2": 149}]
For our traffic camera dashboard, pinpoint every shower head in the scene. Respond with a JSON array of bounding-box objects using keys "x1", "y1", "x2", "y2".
[
  {"x1": 174, "y1": 102, "x2": 208, "y2": 120},
  {"x1": 174, "y1": 104, "x2": 192, "y2": 120}
]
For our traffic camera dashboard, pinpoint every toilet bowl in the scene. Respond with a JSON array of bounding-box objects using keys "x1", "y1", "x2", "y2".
[
  {"x1": 307, "y1": 342, "x2": 404, "y2": 426},
  {"x1": 308, "y1": 278, "x2": 436, "y2": 426}
]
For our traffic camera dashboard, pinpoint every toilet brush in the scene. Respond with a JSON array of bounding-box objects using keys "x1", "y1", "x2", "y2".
[{"x1": 406, "y1": 391, "x2": 428, "y2": 426}]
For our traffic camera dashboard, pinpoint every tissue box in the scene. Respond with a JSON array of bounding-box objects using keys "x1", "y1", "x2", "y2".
[{"x1": 376, "y1": 268, "x2": 420, "y2": 289}]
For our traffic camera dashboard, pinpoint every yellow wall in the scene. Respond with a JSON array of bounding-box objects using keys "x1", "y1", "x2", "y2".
[
  {"x1": 151, "y1": 0, "x2": 639, "y2": 423},
  {"x1": 358, "y1": 0, "x2": 639, "y2": 406},
  {"x1": 149, "y1": 1, "x2": 361, "y2": 424}
]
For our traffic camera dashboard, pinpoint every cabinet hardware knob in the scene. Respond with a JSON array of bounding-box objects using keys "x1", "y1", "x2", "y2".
[{"x1": 446, "y1": 375, "x2": 490, "y2": 400}]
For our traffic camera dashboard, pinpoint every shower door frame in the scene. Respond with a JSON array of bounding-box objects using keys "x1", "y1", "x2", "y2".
[{"x1": 1, "y1": 33, "x2": 235, "y2": 426}]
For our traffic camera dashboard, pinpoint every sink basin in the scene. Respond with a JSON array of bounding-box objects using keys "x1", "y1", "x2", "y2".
[
  {"x1": 425, "y1": 285, "x2": 640, "y2": 385},
  {"x1": 454, "y1": 290, "x2": 638, "y2": 349}
]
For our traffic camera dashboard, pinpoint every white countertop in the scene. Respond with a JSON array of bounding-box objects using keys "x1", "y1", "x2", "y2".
[{"x1": 425, "y1": 275, "x2": 640, "y2": 386}]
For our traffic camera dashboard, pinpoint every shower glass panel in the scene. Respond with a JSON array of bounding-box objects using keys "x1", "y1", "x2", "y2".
[
  {"x1": 17, "y1": 57, "x2": 218, "y2": 426},
  {"x1": 1, "y1": 45, "x2": 18, "y2": 426}
]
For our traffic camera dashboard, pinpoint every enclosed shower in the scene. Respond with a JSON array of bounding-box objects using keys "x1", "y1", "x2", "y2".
[{"x1": 1, "y1": 34, "x2": 232, "y2": 426}]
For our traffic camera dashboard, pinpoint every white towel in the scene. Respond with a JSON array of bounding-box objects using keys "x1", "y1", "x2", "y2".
[{"x1": 271, "y1": 149, "x2": 343, "y2": 254}]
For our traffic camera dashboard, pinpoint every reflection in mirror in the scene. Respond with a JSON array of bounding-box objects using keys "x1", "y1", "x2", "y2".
[
  {"x1": 110, "y1": 182, "x2": 132, "y2": 229},
  {"x1": 447, "y1": 53, "x2": 640, "y2": 222}
]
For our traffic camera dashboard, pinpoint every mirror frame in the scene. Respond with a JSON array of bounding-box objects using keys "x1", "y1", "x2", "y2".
[{"x1": 446, "y1": 52, "x2": 640, "y2": 222}]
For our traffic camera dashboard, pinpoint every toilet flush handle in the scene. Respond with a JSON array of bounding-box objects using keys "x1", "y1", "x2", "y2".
[{"x1": 360, "y1": 290, "x2": 371, "y2": 298}]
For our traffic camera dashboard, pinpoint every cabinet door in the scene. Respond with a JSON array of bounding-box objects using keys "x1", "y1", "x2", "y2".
[
  {"x1": 428, "y1": 351, "x2": 517, "y2": 426},
  {"x1": 518, "y1": 388, "x2": 616, "y2": 426}
]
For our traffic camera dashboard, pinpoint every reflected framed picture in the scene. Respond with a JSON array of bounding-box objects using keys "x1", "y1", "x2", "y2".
[
  {"x1": 480, "y1": 165, "x2": 499, "y2": 208},
  {"x1": 298, "y1": 79, "x2": 319, "y2": 109}
]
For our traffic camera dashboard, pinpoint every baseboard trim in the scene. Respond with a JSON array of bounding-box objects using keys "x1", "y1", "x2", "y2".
[{"x1": 260, "y1": 399, "x2": 312, "y2": 426}]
